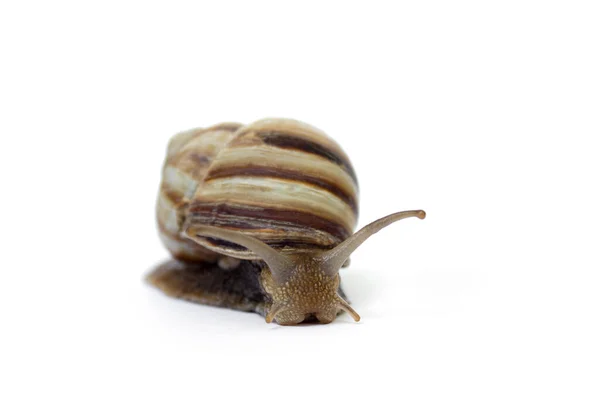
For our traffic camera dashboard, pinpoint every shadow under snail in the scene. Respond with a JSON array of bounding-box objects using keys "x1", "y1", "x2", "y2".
[{"x1": 147, "y1": 118, "x2": 425, "y2": 325}]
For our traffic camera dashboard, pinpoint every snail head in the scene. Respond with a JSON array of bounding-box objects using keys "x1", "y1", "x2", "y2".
[{"x1": 185, "y1": 210, "x2": 425, "y2": 325}]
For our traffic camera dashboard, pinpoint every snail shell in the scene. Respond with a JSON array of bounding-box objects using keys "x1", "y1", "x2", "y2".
[{"x1": 157, "y1": 118, "x2": 359, "y2": 261}]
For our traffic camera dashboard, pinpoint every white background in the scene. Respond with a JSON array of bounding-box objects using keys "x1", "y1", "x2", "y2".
[{"x1": 1, "y1": 1, "x2": 599, "y2": 402}]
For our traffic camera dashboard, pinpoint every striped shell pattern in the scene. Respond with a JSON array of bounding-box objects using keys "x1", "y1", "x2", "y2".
[{"x1": 157, "y1": 118, "x2": 359, "y2": 262}]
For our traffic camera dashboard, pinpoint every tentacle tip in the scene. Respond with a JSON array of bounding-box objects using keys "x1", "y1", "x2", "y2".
[{"x1": 417, "y1": 210, "x2": 426, "y2": 219}]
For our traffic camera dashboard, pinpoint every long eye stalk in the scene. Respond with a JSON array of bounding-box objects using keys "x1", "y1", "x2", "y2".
[
  {"x1": 317, "y1": 210, "x2": 426, "y2": 277},
  {"x1": 183, "y1": 224, "x2": 293, "y2": 283}
]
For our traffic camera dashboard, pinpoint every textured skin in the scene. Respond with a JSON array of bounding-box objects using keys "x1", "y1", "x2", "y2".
[
  {"x1": 146, "y1": 259, "x2": 349, "y2": 322},
  {"x1": 147, "y1": 259, "x2": 268, "y2": 315},
  {"x1": 260, "y1": 255, "x2": 345, "y2": 325}
]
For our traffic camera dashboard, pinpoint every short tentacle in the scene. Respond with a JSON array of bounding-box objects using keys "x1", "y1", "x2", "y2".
[
  {"x1": 265, "y1": 304, "x2": 285, "y2": 323},
  {"x1": 336, "y1": 295, "x2": 361, "y2": 322}
]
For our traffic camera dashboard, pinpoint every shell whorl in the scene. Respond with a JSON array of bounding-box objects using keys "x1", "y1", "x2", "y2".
[
  {"x1": 158, "y1": 118, "x2": 359, "y2": 261},
  {"x1": 156, "y1": 123, "x2": 242, "y2": 261}
]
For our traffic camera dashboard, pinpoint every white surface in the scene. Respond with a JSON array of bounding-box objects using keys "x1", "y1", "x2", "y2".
[{"x1": 1, "y1": 1, "x2": 599, "y2": 402}]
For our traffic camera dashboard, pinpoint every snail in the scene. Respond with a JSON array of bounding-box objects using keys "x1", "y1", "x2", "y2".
[{"x1": 147, "y1": 118, "x2": 425, "y2": 325}]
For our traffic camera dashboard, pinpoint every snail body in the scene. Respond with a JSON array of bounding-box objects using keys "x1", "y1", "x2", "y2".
[{"x1": 148, "y1": 118, "x2": 425, "y2": 325}]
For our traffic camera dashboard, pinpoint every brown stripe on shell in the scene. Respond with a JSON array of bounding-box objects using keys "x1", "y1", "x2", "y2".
[
  {"x1": 208, "y1": 122, "x2": 243, "y2": 132},
  {"x1": 255, "y1": 131, "x2": 358, "y2": 185},
  {"x1": 200, "y1": 236, "x2": 337, "y2": 253},
  {"x1": 187, "y1": 202, "x2": 351, "y2": 245},
  {"x1": 167, "y1": 129, "x2": 239, "y2": 181},
  {"x1": 195, "y1": 176, "x2": 356, "y2": 230},
  {"x1": 157, "y1": 219, "x2": 220, "y2": 263},
  {"x1": 174, "y1": 152, "x2": 213, "y2": 179},
  {"x1": 160, "y1": 185, "x2": 186, "y2": 208},
  {"x1": 207, "y1": 165, "x2": 358, "y2": 215}
]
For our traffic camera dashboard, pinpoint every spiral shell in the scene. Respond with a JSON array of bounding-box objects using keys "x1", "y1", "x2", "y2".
[{"x1": 157, "y1": 118, "x2": 359, "y2": 261}]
